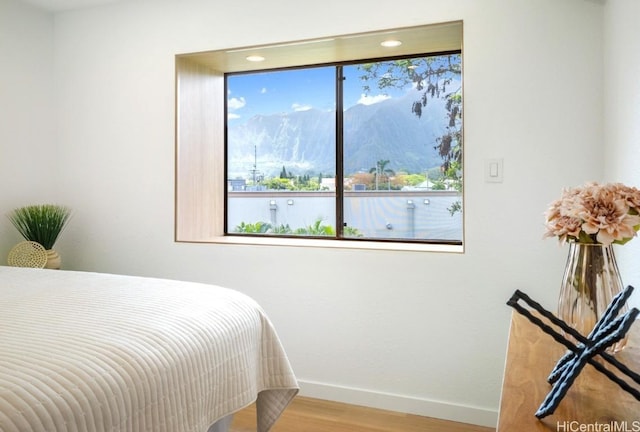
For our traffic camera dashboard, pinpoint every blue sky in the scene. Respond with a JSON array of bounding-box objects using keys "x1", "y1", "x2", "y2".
[{"x1": 226, "y1": 64, "x2": 402, "y2": 122}]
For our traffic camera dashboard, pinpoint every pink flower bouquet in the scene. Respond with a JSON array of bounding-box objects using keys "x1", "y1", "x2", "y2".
[{"x1": 544, "y1": 182, "x2": 640, "y2": 245}]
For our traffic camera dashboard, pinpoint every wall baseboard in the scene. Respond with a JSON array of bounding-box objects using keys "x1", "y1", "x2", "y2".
[{"x1": 297, "y1": 380, "x2": 498, "y2": 428}]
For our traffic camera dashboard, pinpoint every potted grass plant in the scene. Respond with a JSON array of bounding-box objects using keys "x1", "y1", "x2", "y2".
[{"x1": 8, "y1": 204, "x2": 72, "y2": 269}]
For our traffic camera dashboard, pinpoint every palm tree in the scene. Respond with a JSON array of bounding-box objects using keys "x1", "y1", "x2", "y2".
[{"x1": 369, "y1": 159, "x2": 395, "y2": 190}]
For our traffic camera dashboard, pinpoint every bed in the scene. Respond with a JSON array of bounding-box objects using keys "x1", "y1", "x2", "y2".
[{"x1": 0, "y1": 266, "x2": 298, "y2": 432}]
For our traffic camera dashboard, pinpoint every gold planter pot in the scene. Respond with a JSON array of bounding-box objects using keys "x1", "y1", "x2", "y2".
[{"x1": 44, "y1": 249, "x2": 61, "y2": 270}]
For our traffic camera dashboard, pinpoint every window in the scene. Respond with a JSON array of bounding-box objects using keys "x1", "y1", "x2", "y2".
[
  {"x1": 226, "y1": 54, "x2": 461, "y2": 244},
  {"x1": 176, "y1": 21, "x2": 463, "y2": 250}
]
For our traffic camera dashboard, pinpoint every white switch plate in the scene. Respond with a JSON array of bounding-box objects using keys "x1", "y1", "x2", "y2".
[{"x1": 485, "y1": 158, "x2": 503, "y2": 183}]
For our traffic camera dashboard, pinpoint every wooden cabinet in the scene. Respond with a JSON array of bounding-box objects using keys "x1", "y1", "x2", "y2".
[{"x1": 497, "y1": 312, "x2": 640, "y2": 431}]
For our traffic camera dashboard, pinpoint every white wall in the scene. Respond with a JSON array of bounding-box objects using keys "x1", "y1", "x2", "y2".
[
  {"x1": 3, "y1": 0, "x2": 612, "y2": 427},
  {"x1": 604, "y1": 0, "x2": 640, "y2": 312},
  {"x1": 0, "y1": 0, "x2": 57, "y2": 255}
]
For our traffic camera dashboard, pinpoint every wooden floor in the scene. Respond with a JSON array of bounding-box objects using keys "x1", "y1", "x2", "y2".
[{"x1": 230, "y1": 396, "x2": 495, "y2": 432}]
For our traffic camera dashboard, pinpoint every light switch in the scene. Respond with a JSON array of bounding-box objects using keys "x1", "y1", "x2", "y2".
[
  {"x1": 485, "y1": 158, "x2": 503, "y2": 183},
  {"x1": 489, "y1": 162, "x2": 499, "y2": 177}
]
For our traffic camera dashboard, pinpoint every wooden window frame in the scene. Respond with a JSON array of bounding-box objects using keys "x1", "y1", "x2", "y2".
[{"x1": 175, "y1": 21, "x2": 464, "y2": 253}]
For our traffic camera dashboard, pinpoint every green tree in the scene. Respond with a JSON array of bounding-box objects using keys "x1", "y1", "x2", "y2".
[
  {"x1": 359, "y1": 55, "x2": 462, "y2": 200},
  {"x1": 343, "y1": 225, "x2": 363, "y2": 237},
  {"x1": 279, "y1": 165, "x2": 289, "y2": 179},
  {"x1": 369, "y1": 159, "x2": 395, "y2": 190},
  {"x1": 271, "y1": 224, "x2": 293, "y2": 234},
  {"x1": 234, "y1": 221, "x2": 272, "y2": 233},
  {"x1": 263, "y1": 177, "x2": 293, "y2": 190},
  {"x1": 235, "y1": 219, "x2": 363, "y2": 238},
  {"x1": 299, "y1": 178, "x2": 321, "y2": 191},
  {"x1": 397, "y1": 173, "x2": 426, "y2": 187},
  {"x1": 431, "y1": 178, "x2": 447, "y2": 190},
  {"x1": 294, "y1": 219, "x2": 335, "y2": 236}
]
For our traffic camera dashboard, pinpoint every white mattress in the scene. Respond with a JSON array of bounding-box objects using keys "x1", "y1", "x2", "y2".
[{"x1": 0, "y1": 267, "x2": 298, "y2": 431}]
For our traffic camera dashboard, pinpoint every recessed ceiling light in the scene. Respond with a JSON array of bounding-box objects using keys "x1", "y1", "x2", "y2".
[
  {"x1": 380, "y1": 39, "x2": 402, "y2": 48},
  {"x1": 246, "y1": 55, "x2": 265, "y2": 62}
]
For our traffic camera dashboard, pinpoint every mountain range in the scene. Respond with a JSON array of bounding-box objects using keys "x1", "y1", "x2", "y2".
[{"x1": 227, "y1": 89, "x2": 449, "y2": 179}]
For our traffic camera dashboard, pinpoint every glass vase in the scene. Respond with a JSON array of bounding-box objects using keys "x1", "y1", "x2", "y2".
[{"x1": 557, "y1": 242, "x2": 628, "y2": 354}]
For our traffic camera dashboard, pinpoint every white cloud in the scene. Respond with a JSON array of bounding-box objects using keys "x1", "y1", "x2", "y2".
[
  {"x1": 357, "y1": 93, "x2": 391, "y2": 106},
  {"x1": 292, "y1": 103, "x2": 312, "y2": 112},
  {"x1": 227, "y1": 113, "x2": 241, "y2": 120},
  {"x1": 260, "y1": 87, "x2": 267, "y2": 94},
  {"x1": 227, "y1": 96, "x2": 246, "y2": 110},
  {"x1": 358, "y1": 94, "x2": 391, "y2": 105}
]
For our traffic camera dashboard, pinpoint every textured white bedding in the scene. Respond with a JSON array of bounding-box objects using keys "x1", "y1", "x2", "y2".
[{"x1": 0, "y1": 267, "x2": 298, "y2": 432}]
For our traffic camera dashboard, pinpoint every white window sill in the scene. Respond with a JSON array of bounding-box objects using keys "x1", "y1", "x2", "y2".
[{"x1": 187, "y1": 236, "x2": 464, "y2": 253}]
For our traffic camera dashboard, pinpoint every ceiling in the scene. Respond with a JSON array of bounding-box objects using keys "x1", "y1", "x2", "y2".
[
  {"x1": 23, "y1": 0, "x2": 607, "y2": 13},
  {"x1": 21, "y1": 0, "x2": 130, "y2": 12},
  {"x1": 22, "y1": 0, "x2": 607, "y2": 13},
  {"x1": 180, "y1": 21, "x2": 463, "y2": 74}
]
